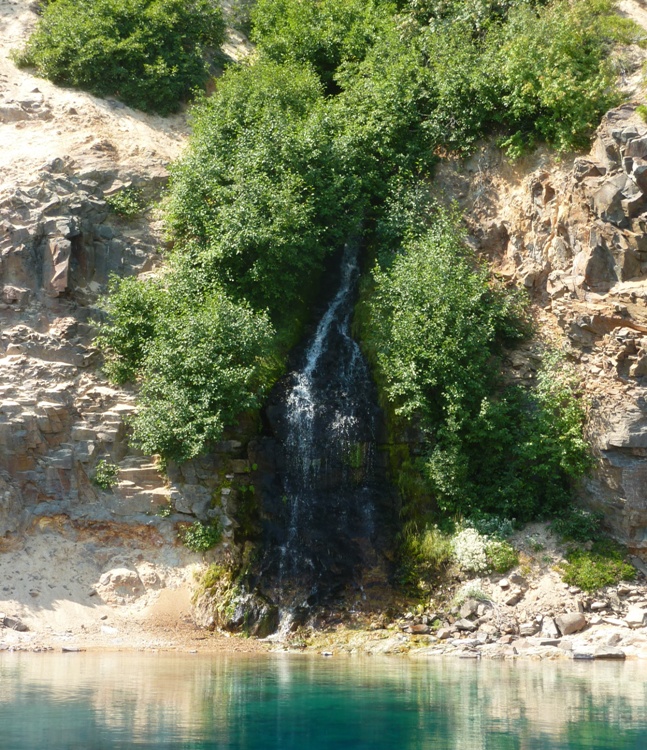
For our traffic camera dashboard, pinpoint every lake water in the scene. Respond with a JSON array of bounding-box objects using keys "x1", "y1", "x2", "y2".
[{"x1": 1, "y1": 653, "x2": 646, "y2": 749}]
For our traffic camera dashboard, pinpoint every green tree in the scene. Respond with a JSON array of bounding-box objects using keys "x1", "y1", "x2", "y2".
[
  {"x1": 17, "y1": 0, "x2": 225, "y2": 114},
  {"x1": 130, "y1": 293, "x2": 274, "y2": 462}
]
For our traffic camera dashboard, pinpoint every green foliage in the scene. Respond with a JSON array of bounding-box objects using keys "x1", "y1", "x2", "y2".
[
  {"x1": 398, "y1": 523, "x2": 453, "y2": 589},
  {"x1": 251, "y1": 0, "x2": 393, "y2": 92},
  {"x1": 165, "y1": 60, "x2": 357, "y2": 318},
  {"x1": 363, "y1": 208, "x2": 589, "y2": 522},
  {"x1": 130, "y1": 294, "x2": 274, "y2": 462},
  {"x1": 195, "y1": 563, "x2": 241, "y2": 624},
  {"x1": 179, "y1": 520, "x2": 223, "y2": 553},
  {"x1": 468, "y1": 513, "x2": 515, "y2": 539},
  {"x1": 365, "y1": 208, "x2": 525, "y2": 427},
  {"x1": 637, "y1": 104, "x2": 647, "y2": 124},
  {"x1": 157, "y1": 503, "x2": 173, "y2": 518},
  {"x1": 486, "y1": 539, "x2": 519, "y2": 573},
  {"x1": 97, "y1": 0, "x2": 621, "y2": 471},
  {"x1": 489, "y1": 0, "x2": 636, "y2": 155},
  {"x1": 92, "y1": 459, "x2": 119, "y2": 490},
  {"x1": 551, "y1": 507, "x2": 604, "y2": 542},
  {"x1": 106, "y1": 187, "x2": 145, "y2": 218},
  {"x1": 16, "y1": 0, "x2": 225, "y2": 114},
  {"x1": 228, "y1": 0, "x2": 257, "y2": 35},
  {"x1": 560, "y1": 540, "x2": 636, "y2": 592},
  {"x1": 96, "y1": 274, "x2": 164, "y2": 384}
]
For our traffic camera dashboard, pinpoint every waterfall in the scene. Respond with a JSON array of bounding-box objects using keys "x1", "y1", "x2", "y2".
[{"x1": 261, "y1": 240, "x2": 384, "y2": 606}]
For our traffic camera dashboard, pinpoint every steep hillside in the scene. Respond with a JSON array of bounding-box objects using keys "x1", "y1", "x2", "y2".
[{"x1": 1, "y1": 0, "x2": 647, "y2": 654}]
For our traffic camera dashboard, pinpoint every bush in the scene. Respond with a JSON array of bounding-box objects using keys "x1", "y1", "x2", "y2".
[
  {"x1": 452, "y1": 528, "x2": 490, "y2": 573},
  {"x1": 551, "y1": 507, "x2": 604, "y2": 542},
  {"x1": 251, "y1": 0, "x2": 392, "y2": 92},
  {"x1": 362, "y1": 207, "x2": 590, "y2": 522},
  {"x1": 489, "y1": 0, "x2": 636, "y2": 155},
  {"x1": 165, "y1": 60, "x2": 355, "y2": 319},
  {"x1": 486, "y1": 539, "x2": 519, "y2": 573},
  {"x1": 560, "y1": 540, "x2": 635, "y2": 592},
  {"x1": 398, "y1": 523, "x2": 453, "y2": 587},
  {"x1": 96, "y1": 275, "x2": 165, "y2": 384},
  {"x1": 92, "y1": 459, "x2": 119, "y2": 490},
  {"x1": 16, "y1": 0, "x2": 225, "y2": 114},
  {"x1": 130, "y1": 293, "x2": 275, "y2": 462},
  {"x1": 106, "y1": 187, "x2": 145, "y2": 218},
  {"x1": 451, "y1": 528, "x2": 518, "y2": 574},
  {"x1": 179, "y1": 520, "x2": 222, "y2": 553},
  {"x1": 467, "y1": 513, "x2": 515, "y2": 539}
]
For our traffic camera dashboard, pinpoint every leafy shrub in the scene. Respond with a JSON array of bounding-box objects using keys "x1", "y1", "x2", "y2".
[
  {"x1": 96, "y1": 275, "x2": 165, "y2": 384},
  {"x1": 451, "y1": 528, "x2": 518, "y2": 574},
  {"x1": 398, "y1": 523, "x2": 453, "y2": 587},
  {"x1": 106, "y1": 188, "x2": 145, "y2": 218},
  {"x1": 92, "y1": 459, "x2": 119, "y2": 490},
  {"x1": 251, "y1": 0, "x2": 391, "y2": 92},
  {"x1": 551, "y1": 507, "x2": 604, "y2": 542},
  {"x1": 468, "y1": 513, "x2": 515, "y2": 539},
  {"x1": 16, "y1": 0, "x2": 225, "y2": 114},
  {"x1": 363, "y1": 214, "x2": 589, "y2": 521},
  {"x1": 130, "y1": 294, "x2": 274, "y2": 462},
  {"x1": 489, "y1": 0, "x2": 636, "y2": 155},
  {"x1": 486, "y1": 539, "x2": 519, "y2": 573},
  {"x1": 165, "y1": 60, "x2": 356, "y2": 319},
  {"x1": 179, "y1": 520, "x2": 222, "y2": 553},
  {"x1": 560, "y1": 540, "x2": 635, "y2": 592},
  {"x1": 366, "y1": 208, "x2": 523, "y2": 426}
]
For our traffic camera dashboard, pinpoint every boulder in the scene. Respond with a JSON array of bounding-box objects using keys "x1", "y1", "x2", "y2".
[
  {"x1": 2, "y1": 616, "x2": 28, "y2": 632},
  {"x1": 459, "y1": 599, "x2": 479, "y2": 619},
  {"x1": 97, "y1": 567, "x2": 145, "y2": 603},
  {"x1": 555, "y1": 612, "x2": 587, "y2": 636},
  {"x1": 593, "y1": 647, "x2": 626, "y2": 660},
  {"x1": 591, "y1": 173, "x2": 629, "y2": 226},
  {"x1": 455, "y1": 618, "x2": 477, "y2": 632},
  {"x1": 519, "y1": 622, "x2": 540, "y2": 637},
  {"x1": 541, "y1": 616, "x2": 559, "y2": 639},
  {"x1": 505, "y1": 589, "x2": 524, "y2": 607},
  {"x1": 625, "y1": 607, "x2": 646, "y2": 628}
]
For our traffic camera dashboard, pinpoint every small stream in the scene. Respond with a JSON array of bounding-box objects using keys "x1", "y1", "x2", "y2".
[{"x1": 257, "y1": 241, "x2": 391, "y2": 608}]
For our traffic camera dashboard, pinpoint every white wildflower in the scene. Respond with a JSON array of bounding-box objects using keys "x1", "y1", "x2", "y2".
[{"x1": 452, "y1": 528, "x2": 489, "y2": 573}]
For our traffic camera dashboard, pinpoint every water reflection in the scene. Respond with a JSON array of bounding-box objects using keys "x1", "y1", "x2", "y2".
[{"x1": 0, "y1": 654, "x2": 646, "y2": 749}]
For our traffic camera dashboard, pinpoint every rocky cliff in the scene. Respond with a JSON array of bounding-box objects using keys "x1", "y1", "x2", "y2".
[
  {"x1": 2, "y1": 0, "x2": 647, "y2": 649},
  {"x1": 434, "y1": 103, "x2": 647, "y2": 553}
]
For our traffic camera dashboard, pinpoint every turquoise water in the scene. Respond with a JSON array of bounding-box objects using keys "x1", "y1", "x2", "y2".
[{"x1": 0, "y1": 654, "x2": 646, "y2": 749}]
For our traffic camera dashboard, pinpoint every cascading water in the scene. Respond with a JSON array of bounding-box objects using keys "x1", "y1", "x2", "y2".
[{"x1": 257, "y1": 240, "x2": 390, "y2": 609}]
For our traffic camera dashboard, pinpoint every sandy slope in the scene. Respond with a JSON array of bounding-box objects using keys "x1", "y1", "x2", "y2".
[{"x1": 0, "y1": 0, "x2": 188, "y2": 192}]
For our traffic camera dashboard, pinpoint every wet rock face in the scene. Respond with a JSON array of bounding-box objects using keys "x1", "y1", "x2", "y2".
[{"x1": 253, "y1": 245, "x2": 396, "y2": 609}]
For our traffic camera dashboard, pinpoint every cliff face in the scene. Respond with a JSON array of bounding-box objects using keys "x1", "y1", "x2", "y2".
[
  {"x1": 3, "y1": 0, "x2": 647, "y2": 645},
  {"x1": 433, "y1": 104, "x2": 647, "y2": 553},
  {"x1": 0, "y1": 2, "x2": 265, "y2": 644}
]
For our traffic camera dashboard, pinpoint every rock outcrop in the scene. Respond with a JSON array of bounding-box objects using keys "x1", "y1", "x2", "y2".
[{"x1": 435, "y1": 103, "x2": 647, "y2": 552}]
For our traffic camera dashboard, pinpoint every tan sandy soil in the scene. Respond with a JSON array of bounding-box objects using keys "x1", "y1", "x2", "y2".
[
  {"x1": 0, "y1": 519, "x2": 269, "y2": 653},
  {"x1": 0, "y1": 0, "x2": 188, "y2": 192}
]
